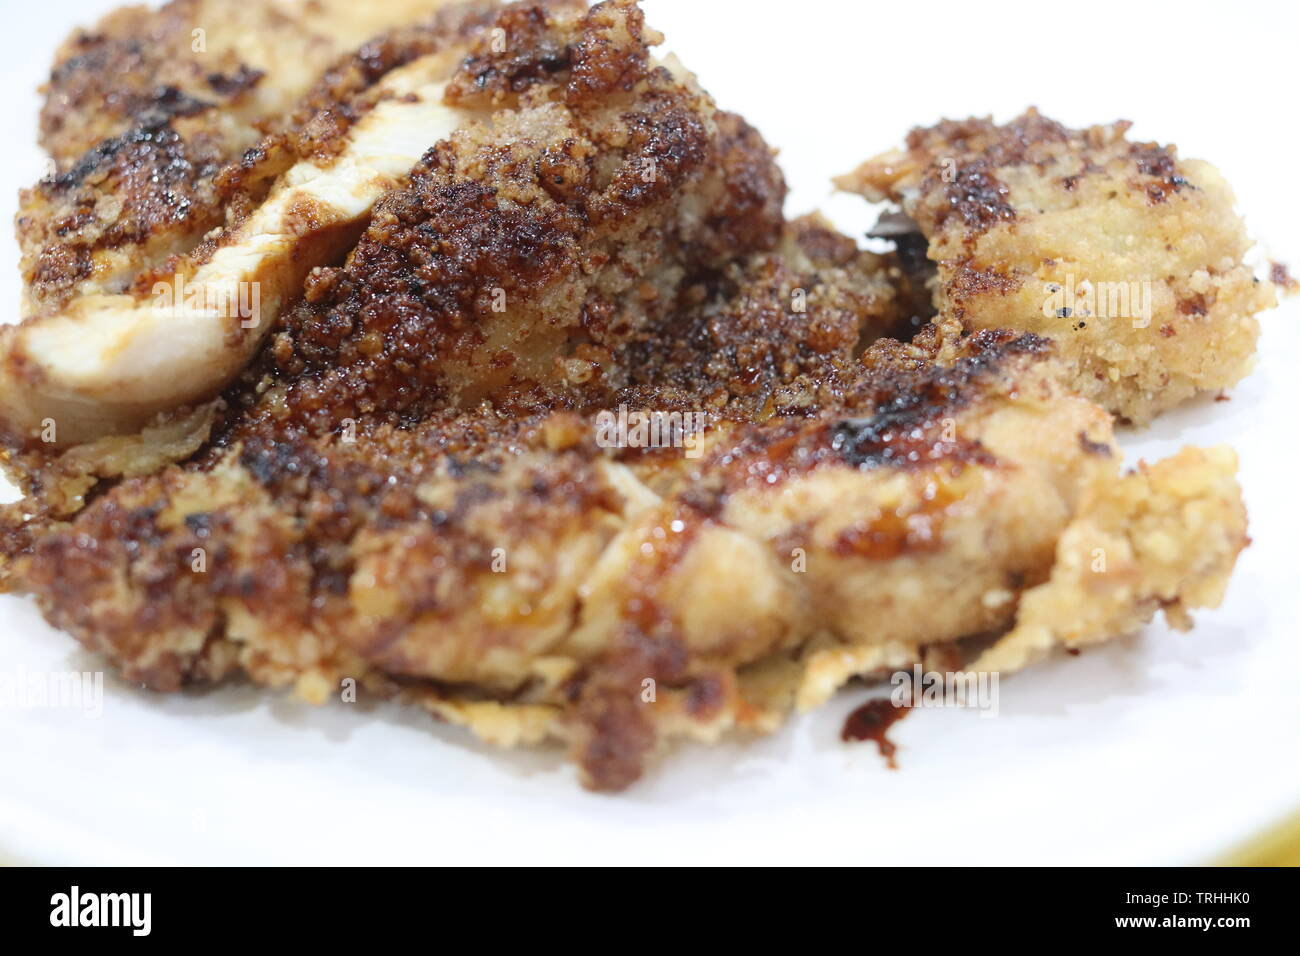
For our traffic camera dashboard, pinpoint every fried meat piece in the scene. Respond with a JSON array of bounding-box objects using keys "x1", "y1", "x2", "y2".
[
  {"x1": 6, "y1": 0, "x2": 774, "y2": 448},
  {"x1": 0, "y1": 3, "x2": 1252, "y2": 792},
  {"x1": 23, "y1": 0, "x2": 504, "y2": 314},
  {"x1": 838, "y1": 109, "x2": 1275, "y2": 423},
  {"x1": 2, "y1": 315, "x2": 1247, "y2": 791},
  {"x1": 6, "y1": 3, "x2": 509, "y2": 448},
  {"x1": 38, "y1": 0, "x2": 490, "y2": 164},
  {"x1": 253, "y1": 2, "x2": 787, "y2": 422},
  {"x1": 5, "y1": 51, "x2": 481, "y2": 447}
]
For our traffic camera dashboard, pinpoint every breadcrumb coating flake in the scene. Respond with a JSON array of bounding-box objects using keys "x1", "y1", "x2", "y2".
[
  {"x1": 837, "y1": 108, "x2": 1276, "y2": 424},
  {"x1": 4, "y1": 1, "x2": 513, "y2": 447},
  {"x1": 1, "y1": 322, "x2": 1248, "y2": 791},
  {"x1": 23, "y1": 0, "x2": 504, "y2": 313},
  {"x1": 0, "y1": 3, "x2": 1254, "y2": 791}
]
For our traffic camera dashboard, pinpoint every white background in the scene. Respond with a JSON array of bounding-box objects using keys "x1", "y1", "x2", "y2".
[{"x1": 0, "y1": 0, "x2": 1296, "y2": 865}]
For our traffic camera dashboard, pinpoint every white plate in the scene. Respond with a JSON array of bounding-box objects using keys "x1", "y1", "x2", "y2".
[{"x1": 1, "y1": 0, "x2": 1297, "y2": 865}]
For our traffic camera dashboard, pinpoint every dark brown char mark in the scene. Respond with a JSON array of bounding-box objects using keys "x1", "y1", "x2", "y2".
[{"x1": 841, "y1": 697, "x2": 910, "y2": 769}]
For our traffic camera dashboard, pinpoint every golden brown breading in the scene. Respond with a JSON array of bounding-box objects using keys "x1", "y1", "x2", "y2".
[
  {"x1": 20, "y1": 0, "x2": 503, "y2": 314},
  {"x1": 207, "y1": 0, "x2": 789, "y2": 439},
  {"x1": 38, "y1": 0, "x2": 491, "y2": 164},
  {"x1": 1, "y1": 316, "x2": 1248, "y2": 790},
  {"x1": 1, "y1": 0, "x2": 787, "y2": 450},
  {"x1": 838, "y1": 109, "x2": 1275, "y2": 423},
  {"x1": 4, "y1": 48, "x2": 480, "y2": 448},
  {"x1": 0, "y1": 3, "x2": 1254, "y2": 792},
  {"x1": 614, "y1": 215, "x2": 908, "y2": 421}
]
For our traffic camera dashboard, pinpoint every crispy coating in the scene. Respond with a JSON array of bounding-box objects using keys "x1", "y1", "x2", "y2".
[
  {"x1": 19, "y1": 0, "x2": 503, "y2": 313},
  {"x1": 211, "y1": 0, "x2": 788, "y2": 442},
  {"x1": 38, "y1": 0, "x2": 491, "y2": 163},
  {"x1": 3, "y1": 54, "x2": 484, "y2": 448},
  {"x1": 2, "y1": 313, "x2": 1247, "y2": 790},
  {"x1": 615, "y1": 216, "x2": 906, "y2": 421},
  {"x1": 3, "y1": 0, "x2": 787, "y2": 452},
  {"x1": 838, "y1": 109, "x2": 1275, "y2": 423},
  {"x1": 0, "y1": 4, "x2": 1254, "y2": 791}
]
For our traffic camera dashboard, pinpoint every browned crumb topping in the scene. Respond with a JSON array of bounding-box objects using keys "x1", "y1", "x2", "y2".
[
  {"x1": 21, "y1": 0, "x2": 504, "y2": 312},
  {"x1": 837, "y1": 108, "x2": 1272, "y2": 423},
  {"x1": 0, "y1": 6, "x2": 1256, "y2": 793}
]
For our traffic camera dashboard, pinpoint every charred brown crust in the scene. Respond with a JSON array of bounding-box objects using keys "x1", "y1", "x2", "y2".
[
  {"x1": 936, "y1": 161, "x2": 1016, "y2": 234},
  {"x1": 902, "y1": 110, "x2": 1072, "y2": 168},
  {"x1": 1129, "y1": 142, "x2": 1191, "y2": 204},
  {"x1": 1, "y1": 6, "x2": 1254, "y2": 795},
  {"x1": 20, "y1": 1, "x2": 504, "y2": 312},
  {"x1": 690, "y1": 111, "x2": 787, "y2": 262},
  {"x1": 286, "y1": 1, "x2": 504, "y2": 161},
  {"x1": 837, "y1": 107, "x2": 1269, "y2": 423},
  {"x1": 826, "y1": 334, "x2": 1045, "y2": 472},
  {"x1": 41, "y1": 5, "x2": 237, "y2": 162},
  {"x1": 570, "y1": 627, "x2": 681, "y2": 791},
  {"x1": 19, "y1": 320, "x2": 1049, "y2": 784},
  {"x1": 19, "y1": 119, "x2": 226, "y2": 306},
  {"x1": 445, "y1": 1, "x2": 580, "y2": 106},
  {"x1": 206, "y1": 0, "x2": 786, "y2": 448}
]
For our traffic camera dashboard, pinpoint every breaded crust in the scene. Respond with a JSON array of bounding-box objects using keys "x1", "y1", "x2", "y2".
[
  {"x1": 2, "y1": 315, "x2": 1248, "y2": 790},
  {"x1": 838, "y1": 109, "x2": 1275, "y2": 423},
  {"x1": 0, "y1": 4, "x2": 1255, "y2": 792},
  {"x1": 24, "y1": 0, "x2": 504, "y2": 312},
  {"x1": 39, "y1": 0, "x2": 489, "y2": 163}
]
